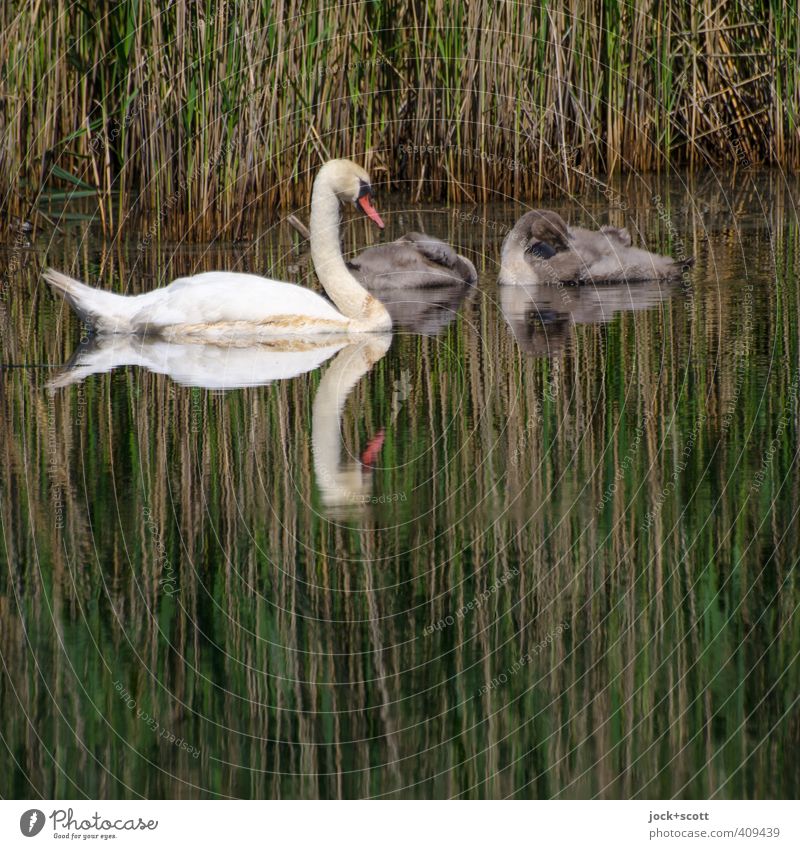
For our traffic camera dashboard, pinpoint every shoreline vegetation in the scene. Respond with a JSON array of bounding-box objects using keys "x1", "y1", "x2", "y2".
[{"x1": 1, "y1": 1, "x2": 798, "y2": 240}]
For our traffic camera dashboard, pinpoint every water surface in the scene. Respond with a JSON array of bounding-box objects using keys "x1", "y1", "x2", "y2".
[{"x1": 1, "y1": 171, "x2": 799, "y2": 798}]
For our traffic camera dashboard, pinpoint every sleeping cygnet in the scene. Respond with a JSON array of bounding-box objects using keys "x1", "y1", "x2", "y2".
[{"x1": 500, "y1": 210, "x2": 692, "y2": 285}]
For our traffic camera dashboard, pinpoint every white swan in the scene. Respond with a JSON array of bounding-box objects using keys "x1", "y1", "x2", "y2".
[{"x1": 43, "y1": 160, "x2": 392, "y2": 341}]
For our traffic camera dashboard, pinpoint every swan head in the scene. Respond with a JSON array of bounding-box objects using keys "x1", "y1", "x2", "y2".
[
  {"x1": 316, "y1": 159, "x2": 385, "y2": 229},
  {"x1": 506, "y1": 210, "x2": 572, "y2": 259}
]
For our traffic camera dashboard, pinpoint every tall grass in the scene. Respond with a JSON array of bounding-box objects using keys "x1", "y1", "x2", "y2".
[{"x1": 0, "y1": 0, "x2": 797, "y2": 240}]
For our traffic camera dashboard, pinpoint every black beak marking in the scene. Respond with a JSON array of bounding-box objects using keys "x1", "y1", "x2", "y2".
[{"x1": 526, "y1": 240, "x2": 557, "y2": 259}]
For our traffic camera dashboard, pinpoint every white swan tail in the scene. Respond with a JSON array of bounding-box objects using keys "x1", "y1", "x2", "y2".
[{"x1": 43, "y1": 268, "x2": 137, "y2": 333}]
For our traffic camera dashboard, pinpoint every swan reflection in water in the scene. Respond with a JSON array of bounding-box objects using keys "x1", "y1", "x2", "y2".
[
  {"x1": 311, "y1": 335, "x2": 394, "y2": 516},
  {"x1": 48, "y1": 334, "x2": 352, "y2": 389},
  {"x1": 49, "y1": 332, "x2": 394, "y2": 517},
  {"x1": 499, "y1": 279, "x2": 680, "y2": 356}
]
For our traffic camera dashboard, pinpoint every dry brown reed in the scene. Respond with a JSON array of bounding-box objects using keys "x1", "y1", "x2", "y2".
[{"x1": 0, "y1": 1, "x2": 797, "y2": 241}]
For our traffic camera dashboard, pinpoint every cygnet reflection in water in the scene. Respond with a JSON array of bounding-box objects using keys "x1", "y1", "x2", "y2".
[{"x1": 500, "y1": 279, "x2": 680, "y2": 356}]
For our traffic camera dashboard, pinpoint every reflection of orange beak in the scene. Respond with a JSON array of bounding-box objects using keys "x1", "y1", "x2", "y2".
[
  {"x1": 360, "y1": 429, "x2": 385, "y2": 467},
  {"x1": 357, "y1": 195, "x2": 385, "y2": 229}
]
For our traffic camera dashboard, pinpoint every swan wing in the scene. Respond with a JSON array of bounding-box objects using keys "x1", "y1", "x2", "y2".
[
  {"x1": 399, "y1": 233, "x2": 459, "y2": 267},
  {"x1": 129, "y1": 272, "x2": 345, "y2": 331},
  {"x1": 353, "y1": 235, "x2": 457, "y2": 270},
  {"x1": 351, "y1": 236, "x2": 476, "y2": 288},
  {"x1": 399, "y1": 233, "x2": 477, "y2": 284}
]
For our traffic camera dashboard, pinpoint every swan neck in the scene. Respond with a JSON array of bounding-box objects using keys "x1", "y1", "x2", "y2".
[{"x1": 310, "y1": 180, "x2": 381, "y2": 323}]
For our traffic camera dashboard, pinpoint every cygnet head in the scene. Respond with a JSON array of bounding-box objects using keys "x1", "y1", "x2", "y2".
[{"x1": 506, "y1": 210, "x2": 572, "y2": 259}]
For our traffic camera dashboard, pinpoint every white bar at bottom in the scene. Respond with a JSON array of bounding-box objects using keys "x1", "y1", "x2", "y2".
[{"x1": 1, "y1": 800, "x2": 796, "y2": 848}]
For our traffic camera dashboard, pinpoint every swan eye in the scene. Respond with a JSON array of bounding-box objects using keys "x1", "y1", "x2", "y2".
[
  {"x1": 526, "y1": 240, "x2": 557, "y2": 259},
  {"x1": 357, "y1": 179, "x2": 372, "y2": 200}
]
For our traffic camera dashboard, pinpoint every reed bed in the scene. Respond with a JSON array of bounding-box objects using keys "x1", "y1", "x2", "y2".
[{"x1": 0, "y1": 0, "x2": 797, "y2": 241}]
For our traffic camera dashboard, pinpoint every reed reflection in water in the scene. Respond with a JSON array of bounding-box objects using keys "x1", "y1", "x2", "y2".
[{"x1": 1, "y1": 171, "x2": 799, "y2": 799}]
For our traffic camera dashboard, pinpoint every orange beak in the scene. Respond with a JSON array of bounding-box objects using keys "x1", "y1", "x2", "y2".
[{"x1": 357, "y1": 194, "x2": 385, "y2": 229}]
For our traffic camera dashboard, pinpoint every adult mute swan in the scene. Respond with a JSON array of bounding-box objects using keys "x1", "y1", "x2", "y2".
[
  {"x1": 43, "y1": 160, "x2": 392, "y2": 340},
  {"x1": 500, "y1": 210, "x2": 692, "y2": 285}
]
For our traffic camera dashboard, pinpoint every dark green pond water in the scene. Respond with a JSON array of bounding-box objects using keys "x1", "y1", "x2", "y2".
[{"x1": 1, "y1": 171, "x2": 798, "y2": 798}]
